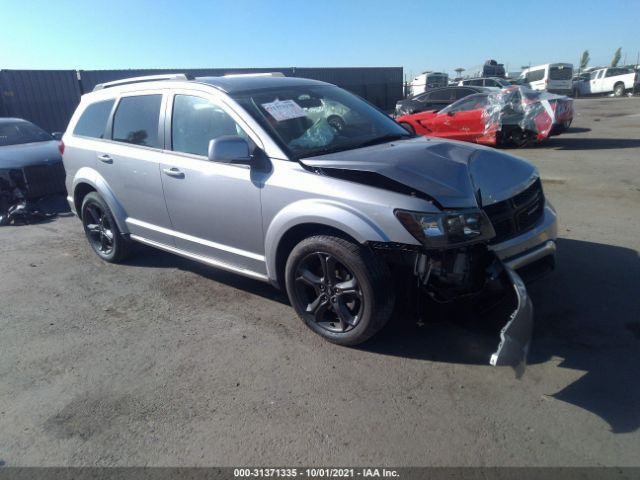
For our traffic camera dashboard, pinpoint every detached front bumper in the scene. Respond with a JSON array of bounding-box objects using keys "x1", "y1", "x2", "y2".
[
  {"x1": 489, "y1": 265, "x2": 533, "y2": 367},
  {"x1": 487, "y1": 201, "x2": 557, "y2": 367}
]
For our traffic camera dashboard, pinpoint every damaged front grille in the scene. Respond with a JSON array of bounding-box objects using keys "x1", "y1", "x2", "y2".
[{"x1": 483, "y1": 178, "x2": 544, "y2": 244}]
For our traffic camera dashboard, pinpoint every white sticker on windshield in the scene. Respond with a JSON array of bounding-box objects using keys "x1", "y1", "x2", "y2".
[{"x1": 261, "y1": 99, "x2": 307, "y2": 121}]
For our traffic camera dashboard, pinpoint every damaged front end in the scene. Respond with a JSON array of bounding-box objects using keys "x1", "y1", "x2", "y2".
[
  {"x1": 413, "y1": 245, "x2": 533, "y2": 368},
  {"x1": 0, "y1": 166, "x2": 64, "y2": 226}
]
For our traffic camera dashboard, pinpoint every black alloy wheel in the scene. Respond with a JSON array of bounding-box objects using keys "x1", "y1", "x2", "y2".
[
  {"x1": 294, "y1": 251, "x2": 363, "y2": 333},
  {"x1": 285, "y1": 235, "x2": 394, "y2": 346},
  {"x1": 84, "y1": 202, "x2": 115, "y2": 256},
  {"x1": 81, "y1": 192, "x2": 132, "y2": 263}
]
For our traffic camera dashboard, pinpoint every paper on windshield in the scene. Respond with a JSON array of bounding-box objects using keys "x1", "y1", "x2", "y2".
[{"x1": 262, "y1": 99, "x2": 307, "y2": 122}]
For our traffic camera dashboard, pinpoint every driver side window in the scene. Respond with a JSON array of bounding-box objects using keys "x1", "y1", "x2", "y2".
[
  {"x1": 171, "y1": 95, "x2": 247, "y2": 157},
  {"x1": 447, "y1": 95, "x2": 488, "y2": 113}
]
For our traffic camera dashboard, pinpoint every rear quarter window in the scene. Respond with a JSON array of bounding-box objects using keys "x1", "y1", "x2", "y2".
[{"x1": 73, "y1": 99, "x2": 115, "y2": 138}]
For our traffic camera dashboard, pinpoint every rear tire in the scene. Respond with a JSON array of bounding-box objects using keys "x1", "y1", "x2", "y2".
[
  {"x1": 285, "y1": 235, "x2": 394, "y2": 346},
  {"x1": 81, "y1": 192, "x2": 132, "y2": 263},
  {"x1": 614, "y1": 82, "x2": 626, "y2": 97}
]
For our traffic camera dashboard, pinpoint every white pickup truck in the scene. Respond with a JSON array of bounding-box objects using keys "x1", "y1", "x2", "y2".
[{"x1": 574, "y1": 67, "x2": 638, "y2": 97}]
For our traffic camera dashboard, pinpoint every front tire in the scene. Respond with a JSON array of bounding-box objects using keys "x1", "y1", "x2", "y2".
[
  {"x1": 81, "y1": 192, "x2": 132, "y2": 263},
  {"x1": 285, "y1": 235, "x2": 394, "y2": 346}
]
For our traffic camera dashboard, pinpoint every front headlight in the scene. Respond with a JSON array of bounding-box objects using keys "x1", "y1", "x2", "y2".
[{"x1": 395, "y1": 209, "x2": 495, "y2": 249}]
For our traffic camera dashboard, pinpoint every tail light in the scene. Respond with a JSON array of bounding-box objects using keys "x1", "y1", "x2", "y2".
[{"x1": 58, "y1": 140, "x2": 65, "y2": 156}]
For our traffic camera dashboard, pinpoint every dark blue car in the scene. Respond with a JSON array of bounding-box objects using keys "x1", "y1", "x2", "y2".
[{"x1": 0, "y1": 118, "x2": 66, "y2": 223}]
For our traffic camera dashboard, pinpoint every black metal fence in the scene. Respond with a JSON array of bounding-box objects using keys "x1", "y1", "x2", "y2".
[
  {"x1": 0, "y1": 70, "x2": 82, "y2": 134},
  {"x1": 1, "y1": 67, "x2": 403, "y2": 133}
]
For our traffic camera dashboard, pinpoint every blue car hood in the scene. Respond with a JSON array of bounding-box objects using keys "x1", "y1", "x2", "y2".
[
  {"x1": 0, "y1": 140, "x2": 62, "y2": 169},
  {"x1": 300, "y1": 137, "x2": 537, "y2": 209}
]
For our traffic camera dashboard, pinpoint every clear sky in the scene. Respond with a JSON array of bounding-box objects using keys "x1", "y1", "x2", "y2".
[{"x1": 1, "y1": 0, "x2": 638, "y2": 79}]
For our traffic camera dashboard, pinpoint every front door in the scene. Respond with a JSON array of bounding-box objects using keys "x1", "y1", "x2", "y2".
[{"x1": 159, "y1": 93, "x2": 266, "y2": 276}]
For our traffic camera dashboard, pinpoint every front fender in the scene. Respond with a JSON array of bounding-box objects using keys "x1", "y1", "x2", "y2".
[
  {"x1": 264, "y1": 199, "x2": 390, "y2": 281},
  {"x1": 72, "y1": 167, "x2": 129, "y2": 234}
]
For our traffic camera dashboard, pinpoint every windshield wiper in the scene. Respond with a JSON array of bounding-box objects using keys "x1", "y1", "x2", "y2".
[{"x1": 354, "y1": 133, "x2": 412, "y2": 149}]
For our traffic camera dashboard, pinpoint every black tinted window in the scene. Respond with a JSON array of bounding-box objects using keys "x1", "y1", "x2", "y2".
[
  {"x1": 112, "y1": 95, "x2": 162, "y2": 148},
  {"x1": 73, "y1": 99, "x2": 114, "y2": 138},
  {"x1": 171, "y1": 95, "x2": 246, "y2": 156},
  {"x1": 549, "y1": 66, "x2": 572, "y2": 80},
  {"x1": 442, "y1": 94, "x2": 489, "y2": 114},
  {"x1": 454, "y1": 88, "x2": 475, "y2": 100},
  {"x1": 429, "y1": 89, "x2": 451, "y2": 101},
  {"x1": 605, "y1": 68, "x2": 630, "y2": 77},
  {"x1": 526, "y1": 69, "x2": 545, "y2": 82}
]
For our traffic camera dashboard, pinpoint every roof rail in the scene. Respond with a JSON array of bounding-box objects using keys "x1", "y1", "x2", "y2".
[
  {"x1": 93, "y1": 73, "x2": 189, "y2": 91},
  {"x1": 222, "y1": 72, "x2": 285, "y2": 78}
]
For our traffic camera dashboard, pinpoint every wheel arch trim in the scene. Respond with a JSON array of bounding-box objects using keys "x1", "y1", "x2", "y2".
[
  {"x1": 264, "y1": 199, "x2": 390, "y2": 283},
  {"x1": 72, "y1": 167, "x2": 129, "y2": 234}
]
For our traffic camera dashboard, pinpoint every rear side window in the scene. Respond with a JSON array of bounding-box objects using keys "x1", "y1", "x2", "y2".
[
  {"x1": 526, "y1": 69, "x2": 545, "y2": 83},
  {"x1": 73, "y1": 99, "x2": 114, "y2": 138},
  {"x1": 429, "y1": 89, "x2": 451, "y2": 101},
  {"x1": 112, "y1": 95, "x2": 162, "y2": 148},
  {"x1": 605, "y1": 68, "x2": 630, "y2": 77},
  {"x1": 453, "y1": 88, "x2": 475, "y2": 100}
]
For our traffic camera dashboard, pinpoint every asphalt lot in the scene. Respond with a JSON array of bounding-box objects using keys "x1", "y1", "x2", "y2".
[{"x1": 0, "y1": 97, "x2": 639, "y2": 467}]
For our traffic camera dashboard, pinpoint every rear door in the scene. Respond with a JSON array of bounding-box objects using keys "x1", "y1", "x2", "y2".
[
  {"x1": 95, "y1": 91, "x2": 175, "y2": 245},
  {"x1": 548, "y1": 64, "x2": 573, "y2": 91},
  {"x1": 159, "y1": 90, "x2": 266, "y2": 275}
]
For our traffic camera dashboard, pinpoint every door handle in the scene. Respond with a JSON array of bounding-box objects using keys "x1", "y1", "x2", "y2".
[
  {"x1": 162, "y1": 167, "x2": 184, "y2": 178},
  {"x1": 97, "y1": 154, "x2": 113, "y2": 164}
]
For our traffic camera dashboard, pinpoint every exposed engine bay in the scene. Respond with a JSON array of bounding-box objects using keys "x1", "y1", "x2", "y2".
[{"x1": 374, "y1": 243, "x2": 534, "y2": 369}]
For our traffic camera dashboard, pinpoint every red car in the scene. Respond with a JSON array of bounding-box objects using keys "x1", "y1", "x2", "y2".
[{"x1": 396, "y1": 86, "x2": 574, "y2": 148}]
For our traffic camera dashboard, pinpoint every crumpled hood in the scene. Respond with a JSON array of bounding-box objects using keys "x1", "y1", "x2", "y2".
[
  {"x1": 0, "y1": 141, "x2": 62, "y2": 169},
  {"x1": 300, "y1": 137, "x2": 537, "y2": 208}
]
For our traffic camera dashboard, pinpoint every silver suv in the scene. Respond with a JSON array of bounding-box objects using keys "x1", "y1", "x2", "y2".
[{"x1": 62, "y1": 73, "x2": 557, "y2": 366}]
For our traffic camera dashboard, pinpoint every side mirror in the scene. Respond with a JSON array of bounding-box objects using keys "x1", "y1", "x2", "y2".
[
  {"x1": 207, "y1": 136, "x2": 251, "y2": 164},
  {"x1": 51, "y1": 132, "x2": 63, "y2": 140},
  {"x1": 447, "y1": 111, "x2": 455, "y2": 117}
]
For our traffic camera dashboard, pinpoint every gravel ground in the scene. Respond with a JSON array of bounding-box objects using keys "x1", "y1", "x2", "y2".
[{"x1": 0, "y1": 97, "x2": 638, "y2": 467}]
